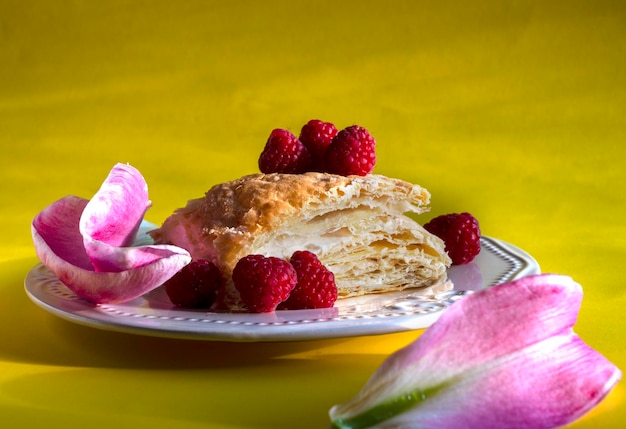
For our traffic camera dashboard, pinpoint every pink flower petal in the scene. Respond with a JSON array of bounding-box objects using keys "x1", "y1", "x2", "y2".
[
  {"x1": 80, "y1": 163, "x2": 149, "y2": 247},
  {"x1": 377, "y1": 275, "x2": 582, "y2": 385},
  {"x1": 81, "y1": 237, "x2": 190, "y2": 273},
  {"x1": 31, "y1": 164, "x2": 192, "y2": 304},
  {"x1": 32, "y1": 195, "x2": 92, "y2": 270},
  {"x1": 33, "y1": 218, "x2": 190, "y2": 303},
  {"x1": 378, "y1": 335, "x2": 621, "y2": 429},
  {"x1": 80, "y1": 163, "x2": 151, "y2": 271},
  {"x1": 329, "y1": 274, "x2": 621, "y2": 428}
]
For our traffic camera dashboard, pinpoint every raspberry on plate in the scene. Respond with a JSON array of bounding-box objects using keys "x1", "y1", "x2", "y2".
[
  {"x1": 258, "y1": 128, "x2": 312, "y2": 174},
  {"x1": 232, "y1": 254, "x2": 297, "y2": 313},
  {"x1": 299, "y1": 119, "x2": 338, "y2": 171},
  {"x1": 324, "y1": 125, "x2": 376, "y2": 176},
  {"x1": 424, "y1": 212, "x2": 481, "y2": 265},
  {"x1": 280, "y1": 250, "x2": 337, "y2": 310},
  {"x1": 163, "y1": 259, "x2": 223, "y2": 308}
]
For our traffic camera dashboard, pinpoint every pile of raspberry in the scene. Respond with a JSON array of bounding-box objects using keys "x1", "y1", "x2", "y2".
[
  {"x1": 163, "y1": 250, "x2": 337, "y2": 313},
  {"x1": 258, "y1": 119, "x2": 377, "y2": 176},
  {"x1": 163, "y1": 119, "x2": 482, "y2": 313}
]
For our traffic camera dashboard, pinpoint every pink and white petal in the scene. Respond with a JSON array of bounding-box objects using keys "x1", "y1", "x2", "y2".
[
  {"x1": 330, "y1": 275, "x2": 622, "y2": 428},
  {"x1": 331, "y1": 275, "x2": 584, "y2": 419},
  {"x1": 381, "y1": 334, "x2": 621, "y2": 429},
  {"x1": 32, "y1": 190, "x2": 192, "y2": 304},
  {"x1": 80, "y1": 163, "x2": 150, "y2": 248},
  {"x1": 400, "y1": 274, "x2": 583, "y2": 372},
  {"x1": 82, "y1": 236, "x2": 191, "y2": 273},
  {"x1": 32, "y1": 195, "x2": 93, "y2": 270},
  {"x1": 33, "y1": 222, "x2": 190, "y2": 303}
]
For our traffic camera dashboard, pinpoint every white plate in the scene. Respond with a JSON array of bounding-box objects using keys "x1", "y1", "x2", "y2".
[{"x1": 24, "y1": 236, "x2": 539, "y2": 342}]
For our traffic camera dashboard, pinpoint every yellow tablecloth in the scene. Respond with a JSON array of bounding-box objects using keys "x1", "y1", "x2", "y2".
[{"x1": 2, "y1": 1, "x2": 624, "y2": 427}]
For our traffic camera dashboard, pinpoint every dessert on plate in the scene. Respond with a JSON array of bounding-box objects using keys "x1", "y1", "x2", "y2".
[
  {"x1": 31, "y1": 119, "x2": 474, "y2": 311},
  {"x1": 150, "y1": 171, "x2": 452, "y2": 310}
]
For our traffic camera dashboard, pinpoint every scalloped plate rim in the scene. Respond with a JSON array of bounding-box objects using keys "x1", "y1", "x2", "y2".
[{"x1": 24, "y1": 234, "x2": 539, "y2": 342}]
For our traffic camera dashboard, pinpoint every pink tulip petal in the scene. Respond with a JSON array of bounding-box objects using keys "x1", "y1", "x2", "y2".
[
  {"x1": 397, "y1": 274, "x2": 582, "y2": 374},
  {"x1": 335, "y1": 275, "x2": 582, "y2": 414},
  {"x1": 32, "y1": 195, "x2": 93, "y2": 270},
  {"x1": 80, "y1": 163, "x2": 149, "y2": 247},
  {"x1": 31, "y1": 164, "x2": 192, "y2": 304},
  {"x1": 81, "y1": 236, "x2": 190, "y2": 273},
  {"x1": 33, "y1": 220, "x2": 191, "y2": 303},
  {"x1": 380, "y1": 335, "x2": 621, "y2": 429},
  {"x1": 80, "y1": 163, "x2": 152, "y2": 271},
  {"x1": 330, "y1": 274, "x2": 621, "y2": 428}
]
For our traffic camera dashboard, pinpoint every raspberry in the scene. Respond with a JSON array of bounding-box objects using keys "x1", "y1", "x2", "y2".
[
  {"x1": 324, "y1": 125, "x2": 376, "y2": 176},
  {"x1": 258, "y1": 128, "x2": 312, "y2": 174},
  {"x1": 163, "y1": 259, "x2": 223, "y2": 308},
  {"x1": 424, "y1": 212, "x2": 481, "y2": 265},
  {"x1": 280, "y1": 250, "x2": 337, "y2": 310},
  {"x1": 299, "y1": 119, "x2": 338, "y2": 171},
  {"x1": 232, "y1": 254, "x2": 297, "y2": 313}
]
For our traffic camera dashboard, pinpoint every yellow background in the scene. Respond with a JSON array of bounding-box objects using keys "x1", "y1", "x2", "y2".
[{"x1": 1, "y1": 1, "x2": 624, "y2": 427}]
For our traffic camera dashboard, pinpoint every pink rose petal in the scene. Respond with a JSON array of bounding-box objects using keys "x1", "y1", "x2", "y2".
[{"x1": 330, "y1": 274, "x2": 621, "y2": 429}]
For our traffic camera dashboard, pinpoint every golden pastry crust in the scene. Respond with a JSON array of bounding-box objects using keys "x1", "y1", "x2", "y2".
[
  {"x1": 151, "y1": 172, "x2": 450, "y2": 309},
  {"x1": 152, "y1": 173, "x2": 431, "y2": 268},
  {"x1": 202, "y1": 172, "x2": 428, "y2": 230}
]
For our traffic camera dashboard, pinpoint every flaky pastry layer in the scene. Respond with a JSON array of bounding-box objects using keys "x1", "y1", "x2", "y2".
[{"x1": 150, "y1": 172, "x2": 451, "y2": 309}]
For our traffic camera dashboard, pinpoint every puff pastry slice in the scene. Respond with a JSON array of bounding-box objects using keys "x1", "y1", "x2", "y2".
[{"x1": 150, "y1": 172, "x2": 451, "y2": 309}]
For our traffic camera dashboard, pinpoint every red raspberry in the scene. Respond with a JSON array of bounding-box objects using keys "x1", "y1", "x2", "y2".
[
  {"x1": 258, "y1": 128, "x2": 312, "y2": 174},
  {"x1": 324, "y1": 125, "x2": 376, "y2": 176},
  {"x1": 299, "y1": 119, "x2": 338, "y2": 171},
  {"x1": 163, "y1": 259, "x2": 223, "y2": 308},
  {"x1": 424, "y1": 212, "x2": 481, "y2": 265},
  {"x1": 280, "y1": 250, "x2": 337, "y2": 310},
  {"x1": 232, "y1": 254, "x2": 297, "y2": 313}
]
